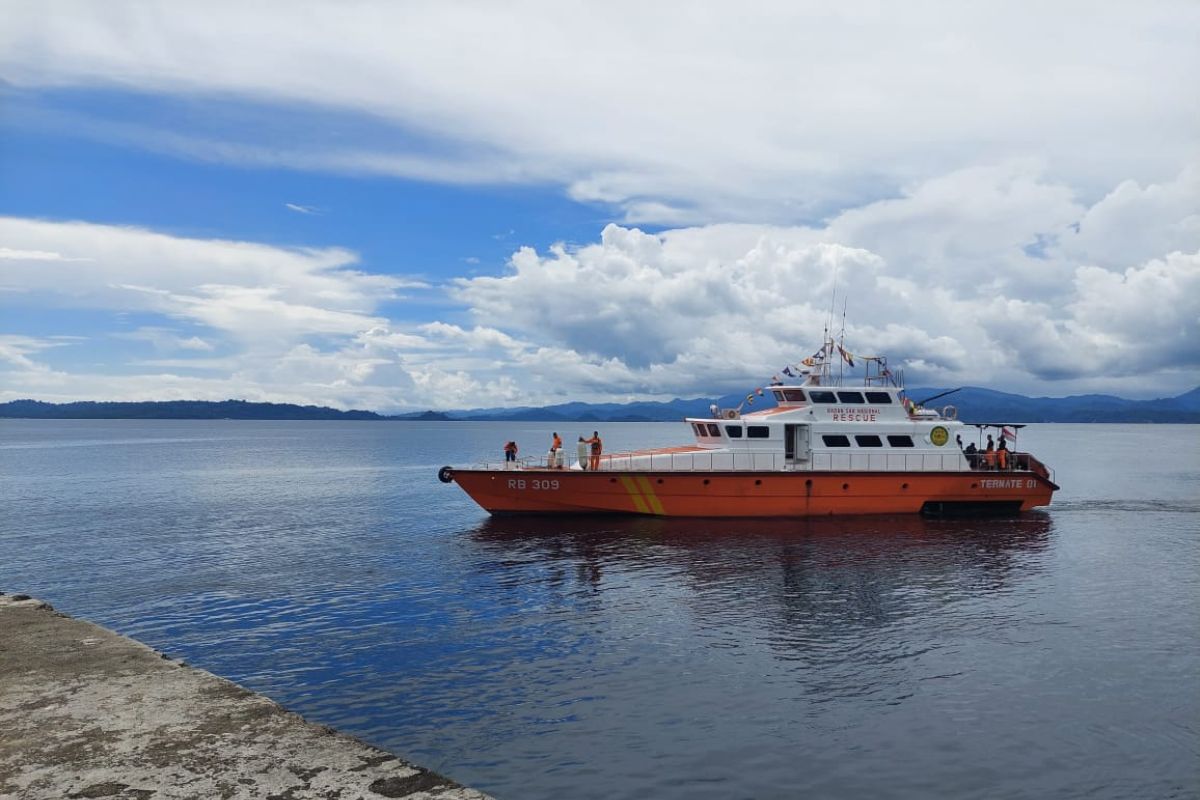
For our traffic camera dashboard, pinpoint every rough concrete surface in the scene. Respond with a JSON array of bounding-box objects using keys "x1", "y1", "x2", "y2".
[{"x1": 0, "y1": 593, "x2": 494, "y2": 800}]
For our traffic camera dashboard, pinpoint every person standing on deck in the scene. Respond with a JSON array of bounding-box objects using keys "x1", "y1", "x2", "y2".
[
  {"x1": 548, "y1": 432, "x2": 564, "y2": 468},
  {"x1": 997, "y1": 437, "x2": 1009, "y2": 470},
  {"x1": 586, "y1": 431, "x2": 603, "y2": 471},
  {"x1": 984, "y1": 434, "x2": 996, "y2": 470},
  {"x1": 964, "y1": 440, "x2": 979, "y2": 469},
  {"x1": 576, "y1": 436, "x2": 589, "y2": 470}
]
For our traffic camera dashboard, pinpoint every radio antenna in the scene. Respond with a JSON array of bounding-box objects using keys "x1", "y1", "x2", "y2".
[{"x1": 827, "y1": 261, "x2": 840, "y2": 335}]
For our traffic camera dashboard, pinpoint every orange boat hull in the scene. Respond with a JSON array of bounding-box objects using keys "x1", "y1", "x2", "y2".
[{"x1": 448, "y1": 469, "x2": 1057, "y2": 517}]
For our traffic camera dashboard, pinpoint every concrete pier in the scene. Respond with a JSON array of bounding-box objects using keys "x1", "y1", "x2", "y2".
[{"x1": 0, "y1": 593, "x2": 493, "y2": 800}]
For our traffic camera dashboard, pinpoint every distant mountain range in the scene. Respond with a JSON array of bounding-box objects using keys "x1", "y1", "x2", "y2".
[
  {"x1": 0, "y1": 399, "x2": 385, "y2": 421},
  {"x1": 3, "y1": 386, "x2": 1199, "y2": 423},
  {"x1": 903, "y1": 385, "x2": 1200, "y2": 423}
]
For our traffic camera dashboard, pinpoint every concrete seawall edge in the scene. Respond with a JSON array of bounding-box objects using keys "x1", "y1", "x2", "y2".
[{"x1": 0, "y1": 592, "x2": 495, "y2": 800}]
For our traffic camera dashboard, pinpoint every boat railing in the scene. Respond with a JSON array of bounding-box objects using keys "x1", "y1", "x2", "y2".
[
  {"x1": 806, "y1": 451, "x2": 968, "y2": 472},
  {"x1": 1020, "y1": 453, "x2": 1055, "y2": 484},
  {"x1": 474, "y1": 449, "x2": 1050, "y2": 476}
]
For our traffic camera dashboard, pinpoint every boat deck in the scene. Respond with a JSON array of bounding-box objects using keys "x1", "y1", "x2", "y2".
[{"x1": 487, "y1": 448, "x2": 1052, "y2": 482}]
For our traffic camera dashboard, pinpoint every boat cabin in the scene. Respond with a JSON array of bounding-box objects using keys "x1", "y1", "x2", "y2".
[{"x1": 679, "y1": 382, "x2": 965, "y2": 472}]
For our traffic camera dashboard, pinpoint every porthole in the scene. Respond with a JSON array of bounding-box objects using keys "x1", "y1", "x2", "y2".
[
  {"x1": 901, "y1": 483, "x2": 909, "y2": 490},
  {"x1": 657, "y1": 478, "x2": 664, "y2": 484},
  {"x1": 805, "y1": 479, "x2": 813, "y2": 487},
  {"x1": 755, "y1": 479, "x2": 762, "y2": 485},
  {"x1": 703, "y1": 479, "x2": 710, "y2": 485},
  {"x1": 842, "y1": 483, "x2": 850, "y2": 490}
]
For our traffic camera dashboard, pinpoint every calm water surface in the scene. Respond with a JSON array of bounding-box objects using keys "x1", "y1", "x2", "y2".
[{"x1": 1, "y1": 420, "x2": 1197, "y2": 799}]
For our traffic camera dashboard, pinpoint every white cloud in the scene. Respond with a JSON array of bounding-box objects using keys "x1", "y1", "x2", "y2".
[
  {"x1": 1067, "y1": 251, "x2": 1200, "y2": 371},
  {"x1": 821, "y1": 162, "x2": 1084, "y2": 299},
  {"x1": 284, "y1": 203, "x2": 321, "y2": 215},
  {"x1": 1061, "y1": 165, "x2": 1200, "y2": 270},
  {"x1": 0, "y1": 217, "x2": 449, "y2": 408},
  {"x1": 0, "y1": 335, "x2": 68, "y2": 372},
  {"x1": 455, "y1": 227, "x2": 881, "y2": 372},
  {"x1": 450, "y1": 163, "x2": 1200, "y2": 398},
  {"x1": 0, "y1": 247, "x2": 86, "y2": 261},
  {"x1": 1, "y1": 2, "x2": 1196, "y2": 223},
  {"x1": 113, "y1": 326, "x2": 214, "y2": 352},
  {"x1": 0, "y1": 216, "x2": 411, "y2": 343},
  {"x1": 1, "y1": 160, "x2": 1198, "y2": 408}
]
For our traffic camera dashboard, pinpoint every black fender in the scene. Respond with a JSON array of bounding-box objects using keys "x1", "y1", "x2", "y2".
[{"x1": 437, "y1": 466, "x2": 455, "y2": 484}]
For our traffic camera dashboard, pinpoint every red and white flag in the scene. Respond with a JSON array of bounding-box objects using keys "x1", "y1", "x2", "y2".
[{"x1": 1001, "y1": 426, "x2": 1016, "y2": 441}]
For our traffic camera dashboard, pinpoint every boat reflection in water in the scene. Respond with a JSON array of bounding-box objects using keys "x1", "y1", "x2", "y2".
[{"x1": 469, "y1": 513, "x2": 1053, "y2": 662}]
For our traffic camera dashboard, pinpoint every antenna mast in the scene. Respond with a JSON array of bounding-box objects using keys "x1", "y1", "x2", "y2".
[
  {"x1": 827, "y1": 261, "x2": 840, "y2": 337},
  {"x1": 838, "y1": 297, "x2": 849, "y2": 384}
]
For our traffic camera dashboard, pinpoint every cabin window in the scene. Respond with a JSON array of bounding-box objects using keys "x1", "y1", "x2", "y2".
[
  {"x1": 705, "y1": 423, "x2": 721, "y2": 437},
  {"x1": 887, "y1": 435, "x2": 915, "y2": 447},
  {"x1": 772, "y1": 390, "x2": 786, "y2": 402},
  {"x1": 810, "y1": 390, "x2": 837, "y2": 403},
  {"x1": 837, "y1": 391, "x2": 865, "y2": 404},
  {"x1": 692, "y1": 423, "x2": 706, "y2": 436},
  {"x1": 781, "y1": 389, "x2": 807, "y2": 402},
  {"x1": 747, "y1": 426, "x2": 770, "y2": 438},
  {"x1": 865, "y1": 391, "x2": 893, "y2": 404},
  {"x1": 725, "y1": 425, "x2": 743, "y2": 438},
  {"x1": 822, "y1": 435, "x2": 851, "y2": 447},
  {"x1": 855, "y1": 435, "x2": 883, "y2": 447}
]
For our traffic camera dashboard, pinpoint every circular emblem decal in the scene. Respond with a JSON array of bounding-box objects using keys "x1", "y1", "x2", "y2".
[{"x1": 930, "y1": 426, "x2": 949, "y2": 447}]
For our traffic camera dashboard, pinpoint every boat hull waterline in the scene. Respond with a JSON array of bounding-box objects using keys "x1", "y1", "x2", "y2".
[{"x1": 446, "y1": 468, "x2": 1058, "y2": 517}]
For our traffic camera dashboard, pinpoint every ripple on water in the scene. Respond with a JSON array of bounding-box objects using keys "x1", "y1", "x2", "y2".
[{"x1": 1, "y1": 420, "x2": 1197, "y2": 800}]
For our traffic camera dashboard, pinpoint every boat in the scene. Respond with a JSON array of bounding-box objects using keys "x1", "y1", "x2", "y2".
[{"x1": 438, "y1": 335, "x2": 1059, "y2": 517}]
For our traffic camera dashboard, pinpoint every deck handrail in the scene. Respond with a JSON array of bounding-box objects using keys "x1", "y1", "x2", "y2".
[{"x1": 475, "y1": 449, "x2": 1051, "y2": 477}]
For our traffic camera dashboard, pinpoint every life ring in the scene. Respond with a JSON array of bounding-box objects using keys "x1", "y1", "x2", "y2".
[
  {"x1": 942, "y1": 405, "x2": 958, "y2": 420},
  {"x1": 437, "y1": 466, "x2": 454, "y2": 483},
  {"x1": 723, "y1": 409, "x2": 739, "y2": 419}
]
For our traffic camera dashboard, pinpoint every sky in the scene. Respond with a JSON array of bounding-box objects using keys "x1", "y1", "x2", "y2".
[{"x1": 1, "y1": 1, "x2": 1198, "y2": 411}]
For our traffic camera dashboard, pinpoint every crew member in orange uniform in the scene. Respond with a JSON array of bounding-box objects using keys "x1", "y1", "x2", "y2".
[
  {"x1": 586, "y1": 431, "x2": 603, "y2": 471},
  {"x1": 549, "y1": 432, "x2": 564, "y2": 469}
]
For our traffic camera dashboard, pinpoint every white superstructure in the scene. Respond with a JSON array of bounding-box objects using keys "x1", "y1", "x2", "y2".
[{"x1": 581, "y1": 337, "x2": 981, "y2": 473}]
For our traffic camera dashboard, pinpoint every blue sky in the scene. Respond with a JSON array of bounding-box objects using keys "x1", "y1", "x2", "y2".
[
  {"x1": 1, "y1": 2, "x2": 1198, "y2": 410},
  {"x1": 2, "y1": 86, "x2": 614, "y2": 311}
]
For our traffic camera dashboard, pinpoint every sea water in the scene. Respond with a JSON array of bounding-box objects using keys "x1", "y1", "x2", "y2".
[{"x1": 1, "y1": 420, "x2": 1196, "y2": 799}]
